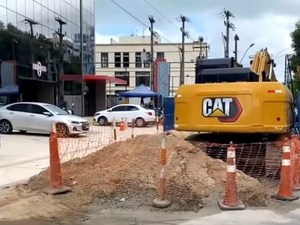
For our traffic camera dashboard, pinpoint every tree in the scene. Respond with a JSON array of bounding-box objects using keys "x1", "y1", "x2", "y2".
[
  {"x1": 0, "y1": 21, "x2": 82, "y2": 92},
  {"x1": 290, "y1": 21, "x2": 300, "y2": 73}
]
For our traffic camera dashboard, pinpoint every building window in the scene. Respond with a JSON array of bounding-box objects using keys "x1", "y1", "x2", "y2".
[
  {"x1": 101, "y1": 53, "x2": 108, "y2": 67},
  {"x1": 115, "y1": 71, "x2": 129, "y2": 86},
  {"x1": 114, "y1": 52, "x2": 121, "y2": 67},
  {"x1": 136, "y1": 72, "x2": 150, "y2": 86},
  {"x1": 157, "y1": 52, "x2": 164, "y2": 59},
  {"x1": 143, "y1": 52, "x2": 151, "y2": 68},
  {"x1": 123, "y1": 52, "x2": 129, "y2": 68},
  {"x1": 135, "y1": 52, "x2": 142, "y2": 68}
]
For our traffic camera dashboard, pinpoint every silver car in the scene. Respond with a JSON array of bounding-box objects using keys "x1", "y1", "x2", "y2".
[{"x1": 0, "y1": 102, "x2": 89, "y2": 136}]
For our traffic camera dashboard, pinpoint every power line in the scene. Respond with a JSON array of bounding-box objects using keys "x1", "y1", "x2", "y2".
[
  {"x1": 219, "y1": 9, "x2": 235, "y2": 58},
  {"x1": 272, "y1": 47, "x2": 293, "y2": 57},
  {"x1": 110, "y1": 0, "x2": 196, "y2": 58},
  {"x1": 273, "y1": 50, "x2": 294, "y2": 59},
  {"x1": 142, "y1": 0, "x2": 196, "y2": 42},
  {"x1": 142, "y1": 0, "x2": 179, "y2": 30},
  {"x1": 110, "y1": 0, "x2": 148, "y2": 27}
]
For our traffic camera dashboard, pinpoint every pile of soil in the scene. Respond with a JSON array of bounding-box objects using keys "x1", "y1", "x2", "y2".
[{"x1": 27, "y1": 133, "x2": 269, "y2": 212}]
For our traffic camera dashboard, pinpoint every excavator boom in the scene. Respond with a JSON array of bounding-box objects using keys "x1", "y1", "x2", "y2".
[{"x1": 250, "y1": 48, "x2": 277, "y2": 81}]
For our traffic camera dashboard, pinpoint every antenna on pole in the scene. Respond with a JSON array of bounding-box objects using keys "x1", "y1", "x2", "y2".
[
  {"x1": 176, "y1": 15, "x2": 190, "y2": 85},
  {"x1": 221, "y1": 32, "x2": 226, "y2": 54},
  {"x1": 219, "y1": 9, "x2": 235, "y2": 58}
]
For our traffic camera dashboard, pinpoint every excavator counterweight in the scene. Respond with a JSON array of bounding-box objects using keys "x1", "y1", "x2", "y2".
[{"x1": 175, "y1": 48, "x2": 293, "y2": 134}]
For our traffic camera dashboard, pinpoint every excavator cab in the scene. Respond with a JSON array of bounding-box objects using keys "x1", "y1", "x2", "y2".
[
  {"x1": 195, "y1": 57, "x2": 259, "y2": 83},
  {"x1": 197, "y1": 68, "x2": 259, "y2": 83},
  {"x1": 195, "y1": 57, "x2": 234, "y2": 83}
]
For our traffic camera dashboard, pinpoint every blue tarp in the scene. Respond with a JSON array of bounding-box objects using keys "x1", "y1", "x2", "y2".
[
  {"x1": 118, "y1": 84, "x2": 158, "y2": 97},
  {"x1": 0, "y1": 84, "x2": 19, "y2": 96}
]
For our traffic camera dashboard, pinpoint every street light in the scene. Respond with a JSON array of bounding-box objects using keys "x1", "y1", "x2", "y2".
[{"x1": 239, "y1": 43, "x2": 255, "y2": 64}]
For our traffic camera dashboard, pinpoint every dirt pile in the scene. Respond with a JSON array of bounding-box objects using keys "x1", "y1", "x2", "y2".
[{"x1": 27, "y1": 133, "x2": 269, "y2": 211}]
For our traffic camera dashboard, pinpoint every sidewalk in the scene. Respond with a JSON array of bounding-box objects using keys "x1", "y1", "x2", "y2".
[{"x1": 0, "y1": 134, "x2": 49, "y2": 186}]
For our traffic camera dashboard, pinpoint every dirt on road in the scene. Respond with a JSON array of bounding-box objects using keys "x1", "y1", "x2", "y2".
[
  {"x1": 0, "y1": 132, "x2": 275, "y2": 223},
  {"x1": 29, "y1": 133, "x2": 269, "y2": 210}
]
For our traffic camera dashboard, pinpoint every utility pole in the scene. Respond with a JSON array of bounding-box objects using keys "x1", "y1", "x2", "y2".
[
  {"x1": 24, "y1": 18, "x2": 38, "y2": 77},
  {"x1": 148, "y1": 15, "x2": 155, "y2": 91},
  {"x1": 219, "y1": 9, "x2": 235, "y2": 58},
  {"x1": 233, "y1": 34, "x2": 239, "y2": 62},
  {"x1": 80, "y1": 0, "x2": 85, "y2": 116},
  {"x1": 193, "y1": 36, "x2": 210, "y2": 59},
  {"x1": 177, "y1": 15, "x2": 190, "y2": 85},
  {"x1": 55, "y1": 17, "x2": 66, "y2": 107}
]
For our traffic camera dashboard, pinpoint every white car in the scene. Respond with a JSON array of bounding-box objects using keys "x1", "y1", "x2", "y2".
[
  {"x1": 93, "y1": 104, "x2": 156, "y2": 127},
  {"x1": 0, "y1": 102, "x2": 89, "y2": 136}
]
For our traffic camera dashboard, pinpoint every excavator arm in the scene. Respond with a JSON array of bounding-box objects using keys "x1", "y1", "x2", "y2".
[{"x1": 250, "y1": 48, "x2": 277, "y2": 81}]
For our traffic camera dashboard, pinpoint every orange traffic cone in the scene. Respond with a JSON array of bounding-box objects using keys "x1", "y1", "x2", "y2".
[
  {"x1": 44, "y1": 123, "x2": 71, "y2": 195},
  {"x1": 218, "y1": 142, "x2": 245, "y2": 210},
  {"x1": 119, "y1": 118, "x2": 125, "y2": 131},
  {"x1": 272, "y1": 138, "x2": 299, "y2": 201}
]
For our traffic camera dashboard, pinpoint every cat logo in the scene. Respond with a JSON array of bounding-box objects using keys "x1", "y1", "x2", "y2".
[{"x1": 202, "y1": 97, "x2": 243, "y2": 122}]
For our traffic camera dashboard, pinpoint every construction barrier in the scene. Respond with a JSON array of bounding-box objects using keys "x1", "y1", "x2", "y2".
[
  {"x1": 44, "y1": 123, "x2": 71, "y2": 195},
  {"x1": 189, "y1": 135, "x2": 300, "y2": 205},
  {"x1": 156, "y1": 116, "x2": 159, "y2": 135},
  {"x1": 46, "y1": 128, "x2": 300, "y2": 209},
  {"x1": 291, "y1": 135, "x2": 300, "y2": 191},
  {"x1": 58, "y1": 126, "x2": 115, "y2": 162},
  {"x1": 56, "y1": 119, "x2": 161, "y2": 162},
  {"x1": 113, "y1": 119, "x2": 117, "y2": 142},
  {"x1": 218, "y1": 142, "x2": 245, "y2": 210},
  {"x1": 153, "y1": 136, "x2": 171, "y2": 208},
  {"x1": 131, "y1": 118, "x2": 135, "y2": 138},
  {"x1": 271, "y1": 138, "x2": 299, "y2": 201}
]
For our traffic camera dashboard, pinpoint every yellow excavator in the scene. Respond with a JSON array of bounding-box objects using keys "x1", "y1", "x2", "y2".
[
  {"x1": 174, "y1": 48, "x2": 294, "y2": 177},
  {"x1": 175, "y1": 48, "x2": 293, "y2": 135}
]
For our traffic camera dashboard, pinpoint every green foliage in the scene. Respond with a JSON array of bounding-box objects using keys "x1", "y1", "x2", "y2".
[
  {"x1": 291, "y1": 80, "x2": 300, "y2": 99},
  {"x1": 290, "y1": 21, "x2": 300, "y2": 72},
  {"x1": 0, "y1": 21, "x2": 82, "y2": 94}
]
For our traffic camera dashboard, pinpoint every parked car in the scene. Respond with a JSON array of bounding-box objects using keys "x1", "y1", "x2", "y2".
[
  {"x1": 0, "y1": 102, "x2": 89, "y2": 136},
  {"x1": 93, "y1": 104, "x2": 155, "y2": 127}
]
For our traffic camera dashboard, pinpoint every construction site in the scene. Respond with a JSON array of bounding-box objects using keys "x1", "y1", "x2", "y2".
[
  {"x1": 0, "y1": 121, "x2": 299, "y2": 225},
  {"x1": 1, "y1": 4, "x2": 300, "y2": 225}
]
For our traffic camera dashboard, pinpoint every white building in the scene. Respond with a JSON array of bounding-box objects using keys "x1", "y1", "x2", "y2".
[{"x1": 95, "y1": 35, "x2": 208, "y2": 99}]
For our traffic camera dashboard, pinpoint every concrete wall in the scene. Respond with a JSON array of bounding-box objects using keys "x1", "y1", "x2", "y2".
[
  {"x1": 64, "y1": 95, "x2": 82, "y2": 116},
  {"x1": 95, "y1": 81, "x2": 106, "y2": 111},
  {"x1": 63, "y1": 81, "x2": 106, "y2": 116}
]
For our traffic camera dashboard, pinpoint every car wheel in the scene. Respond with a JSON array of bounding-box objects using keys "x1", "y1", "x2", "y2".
[
  {"x1": 135, "y1": 117, "x2": 146, "y2": 127},
  {"x1": 56, "y1": 123, "x2": 70, "y2": 137},
  {"x1": 19, "y1": 130, "x2": 27, "y2": 134},
  {"x1": 98, "y1": 116, "x2": 108, "y2": 126},
  {"x1": 0, "y1": 119, "x2": 13, "y2": 134}
]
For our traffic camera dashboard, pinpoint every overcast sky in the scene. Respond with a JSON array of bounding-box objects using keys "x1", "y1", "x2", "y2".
[{"x1": 95, "y1": 0, "x2": 299, "y2": 81}]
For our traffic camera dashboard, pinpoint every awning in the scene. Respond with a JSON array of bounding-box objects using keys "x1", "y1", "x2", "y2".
[
  {"x1": 0, "y1": 84, "x2": 19, "y2": 96},
  {"x1": 60, "y1": 75, "x2": 127, "y2": 85},
  {"x1": 118, "y1": 84, "x2": 158, "y2": 98}
]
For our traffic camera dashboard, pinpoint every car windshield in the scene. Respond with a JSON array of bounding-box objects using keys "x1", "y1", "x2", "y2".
[{"x1": 43, "y1": 104, "x2": 69, "y2": 115}]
